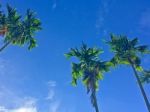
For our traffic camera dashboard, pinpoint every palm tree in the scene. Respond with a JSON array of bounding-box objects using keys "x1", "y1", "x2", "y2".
[
  {"x1": 107, "y1": 34, "x2": 150, "y2": 112},
  {"x1": 0, "y1": 5, "x2": 6, "y2": 36},
  {"x1": 0, "y1": 4, "x2": 41, "y2": 52},
  {"x1": 140, "y1": 70, "x2": 150, "y2": 84},
  {"x1": 65, "y1": 43, "x2": 111, "y2": 112}
]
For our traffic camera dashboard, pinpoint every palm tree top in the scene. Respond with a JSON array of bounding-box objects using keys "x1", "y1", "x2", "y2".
[
  {"x1": 65, "y1": 43, "x2": 105, "y2": 85},
  {"x1": 65, "y1": 43, "x2": 110, "y2": 76},
  {"x1": 108, "y1": 34, "x2": 150, "y2": 55},
  {"x1": 0, "y1": 4, "x2": 42, "y2": 50},
  {"x1": 65, "y1": 43, "x2": 111, "y2": 111},
  {"x1": 65, "y1": 43, "x2": 103, "y2": 61},
  {"x1": 107, "y1": 34, "x2": 150, "y2": 71},
  {"x1": 65, "y1": 43, "x2": 111, "y2": 95}
]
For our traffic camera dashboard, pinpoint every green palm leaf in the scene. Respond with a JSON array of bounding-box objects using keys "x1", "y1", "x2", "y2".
[{"x1": 140, "y1": 70, "x2": 150, "y2": 84}]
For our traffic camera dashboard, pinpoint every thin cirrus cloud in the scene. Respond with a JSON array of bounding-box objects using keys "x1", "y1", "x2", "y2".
[
  {"x1": 46, "y1": 89, "x2": 55, "y2": 100},
  {"x1": 0, "y1": 79, "x2": 60, "y2": 112},
  {"x1": 138, "y1": 9, "x2": 150, "y2": 36},
  {"x1": 96, "y1": 0, "x2": 115, "y2": 36},
  {"x1": 139, "y1": 9, "x2": 150, "y2": 29},
  {"x1": 49, "y1": 101, "x2": 60, "y2": 112},
  {"x1": 46, "y1": 80, "x2": 57, "y2": 100},
  {"x1": 47, "y1": 80, "x2": 57, "y2": 87},
  {"x1": 46, "y1": 80, "x2": 76, "y2": 112},
  {"x1": 52, "y1": 0, "x2": 57, "y2": 10},
  {"x1": 46, "y1": 80, "x2": 61, "y2": 112},
  {"x1": 0, "y1": 58, "x2": 10, "y2": 76}
]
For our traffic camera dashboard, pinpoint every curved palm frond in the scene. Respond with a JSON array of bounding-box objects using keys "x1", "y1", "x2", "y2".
[{"x1": 140, "y1": 70, "x2": 150, "y2": 84}]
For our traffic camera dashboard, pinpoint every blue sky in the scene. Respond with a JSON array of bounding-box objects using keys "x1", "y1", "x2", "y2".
[{"x1": 0, "y1": 0, "x2": 150, "y2": 112}]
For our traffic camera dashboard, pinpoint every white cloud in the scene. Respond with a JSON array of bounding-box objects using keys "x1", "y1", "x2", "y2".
[
  {"x1": 0, "y1": 106, "x2": 37, "y2": 112},
  {"x1": 0, "y1": 86, "x2": 38, "y2": 112},
  {"x1": 46, "y1": 89, "x2": 55, "y2": 100},
  {"x1": 46, "y1": 80, "x2": 61, "y2": 112},
  {"x1": 9, "y1": 107, "x2": 37, "y2": 112},
  {"x1": 20, "y1": 97, "x2": 37, "y2": 107},
  {"x1": 0, "y1": 98, "x2": 37, "y2": 112},
  {"x1": 47, "y1": 80, "x2": 56, "y2": 87},
  {"x1": 0, "y1": 106, "x2": 8, "y2": 112},
  {"x1": 96, "y1": 0, "x2": 115, "y2": 36},
  {"x1": 49, "y1": 101, "x2": 60, "y2": 112},
  {"x1": 46, "y1": 80, "x2": 57, "y2": 100}
]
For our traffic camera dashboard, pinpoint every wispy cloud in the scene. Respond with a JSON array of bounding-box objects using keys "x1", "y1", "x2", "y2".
[
  {"x1": 46, "y1": 80, "x2": 57, "y2": 101},
  {"x1": 0, "y1": 58, "x2": 10, "y2": 76},
  {"x1": 0, "y1": 106, "x2": 8, "y2": 112},
  {"x1": 96, "y1": 0, "x2": 115, "y2": 36},
  {"x1": 52, "y1": 0, "x2": 57, "y2": 10},
  {"x1": 9, "y1": 107, "x2": 37, "y2": 112},
  {"x1": 48, "y1": 80, "x2": 57, "y2": 87},
  {"x1": 0, "y1": 96, "x2": 38, "y2": 112},
  {"x1": 46, "y1": 80, "x2": 77, "y2": 112},
  {"x1": 139, "y1": 9, "x2": 150, "y2": 29},
  {"x1": 46, "y1": 89, "x2": 55, "y2": 100},
  {"x1": 0, "y1": 85, "x2": 38, "y2": 112},
  {"x1": 49, "y1": 101, "x2": 60, "y2": 112},
  {"x1": 138, "y1": 9, "x2": 150, "y2": 36},
  {"x1": 0, "y1": 106, "x2": 37, "y2": 112},
  {"x1": 46, "y1": 80, "x2": 61, "y2": 112},
  {"x1": 0, "y1": 86, "x2": 19, "y2": 106}
]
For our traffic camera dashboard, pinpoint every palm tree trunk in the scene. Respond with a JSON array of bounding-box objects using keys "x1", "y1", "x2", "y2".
[
  {"x1": 93, "y1": 92, "x2": 99, "y2": 112},
  {"x1": 94, "y1": 95, "x2": 99, "y2": 112},
  {"x1": 0, "y1": 41, "x2": 11, "y2": 52},
  {"x1": 129, "y1": 59, "x2": 150, "y2": 112}
]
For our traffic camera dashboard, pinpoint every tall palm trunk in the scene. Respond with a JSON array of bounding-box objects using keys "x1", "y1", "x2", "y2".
[
  {"x1": 0, "y1": 41, "x2": 10, "y2": 52},
  {"x1": 92, "y1": 91, "x2": 99, "y2": 112},
  {"x1": 129, "y1": 59, "x2": 150, "y2": 112}
]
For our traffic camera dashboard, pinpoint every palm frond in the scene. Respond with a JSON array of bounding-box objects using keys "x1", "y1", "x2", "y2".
[
  {"x1": 140, "y1": 70, "x2": 150, "y2": 84},
  {"x1": 135, "y1": 45, "x2": 150, "y2": 54}
]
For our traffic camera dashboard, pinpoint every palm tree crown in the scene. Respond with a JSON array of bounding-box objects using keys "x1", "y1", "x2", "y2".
[
  {"x1": 0, "y1": 4, "x2": 41, "y2": 51},
  {"x1": 108, "y1": 34, "x2": 149, "y2": 71},
  {"x1": 65, "y1": 43, "x2": 111, "y2": 112}
]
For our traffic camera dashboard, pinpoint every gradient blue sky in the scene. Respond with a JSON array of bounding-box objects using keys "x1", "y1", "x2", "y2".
[{"x1": 0, "y1": 0, "x2": 150, "y2": 112}]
